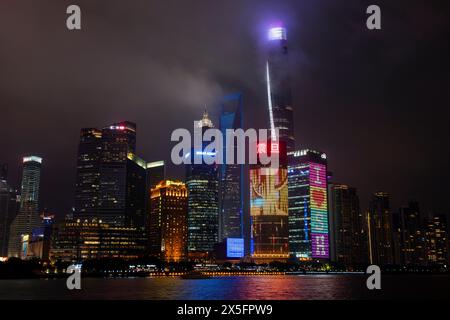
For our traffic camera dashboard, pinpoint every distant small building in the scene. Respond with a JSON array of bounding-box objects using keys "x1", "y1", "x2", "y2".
[
  {"x1": 25, "y1": 213, "x2": 55, "y2": 260},
  {"x1": 425, "y1": 214, "x2": 448, "y2": 266}
]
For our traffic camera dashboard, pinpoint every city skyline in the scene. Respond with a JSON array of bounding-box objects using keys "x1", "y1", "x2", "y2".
[
  {"x1": 1, "y1": 1, "x2": 449, "y2": 221},
  {"x1": 1, "y1": 1, "x2": 450, "y2": 306},
  {"x1": 1, "y1": 119, "x2": 447, "y2": 267}
]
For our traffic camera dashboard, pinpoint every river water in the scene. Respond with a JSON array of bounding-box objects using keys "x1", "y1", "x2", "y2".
[{"x1": 0, "y1": 275, "x2": 448, "y2": 300}]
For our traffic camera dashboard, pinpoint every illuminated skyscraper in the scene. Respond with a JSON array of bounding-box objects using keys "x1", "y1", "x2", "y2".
[
  {"x1": 424, "y1": 214, "x2": 448, "y2": 266},
  {"x1": 266, "y1": 25, "x2": 295, "y2": 152},
  {"x1": 98, "y1": 121, "x2": 137, "y2": 225},
  {"x1": 368, "y1": 192, "x2": 394, "y2": 265},
  {"x1": 186, "y1": 111, "x2": 219, "y2": 257},
  {"x1": 8, "y1": 156, "x2": 43, "y2": 258},
  {"x1": 74, "y1": 128, "x2": 102, "y2": 220},
  {"x1": 219, "y1": 93, "x2": 245, "y2": 242},
  {"x1": 125, "y1": 153, "x2": 147, "y2": 229},
  {"x1": 149, "y1": 180, "x2": 188, "y2": 262},
  {"x1": 250, "y1": 141, "x2": 289, "y2": 260},
  {"x1": 0, "y1": 175, "x2": 19, "y2": 257},
  {"x1": 392, "y1": 201, "x2": 425, "y2": 266},
  {"x1": 328, "y1": 183, "x2": 367, "y2": 265},
  {"x1": 73, "y1": 122, "x2": 147, "y2": 229},
  {"x1": 288, "y1": 149, "x2": 329, "y2": 260}
]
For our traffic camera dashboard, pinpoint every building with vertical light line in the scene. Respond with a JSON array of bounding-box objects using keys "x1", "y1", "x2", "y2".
[
  {"x1": 219, "y1": 93, "x2": 245, "y2": 243},
  {"x1": 266, "y1": 24, "x2": 295, "y2": 152}
]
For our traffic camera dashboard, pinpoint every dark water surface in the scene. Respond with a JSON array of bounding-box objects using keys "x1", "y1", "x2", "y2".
[{"x1": 0, "y1": 275, "x2": 448, "y2": 300}]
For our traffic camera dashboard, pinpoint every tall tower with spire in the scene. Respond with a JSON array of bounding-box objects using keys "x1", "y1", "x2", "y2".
[
  {"x1": 266, "y1": 24, "x2": 295, "y2": 152},
  {"x1": 186, "y1": 110, "x2": 219, "y2": 260},
  {"x1": 197, "y1": 109, "x2": 214, "y2": 129}
]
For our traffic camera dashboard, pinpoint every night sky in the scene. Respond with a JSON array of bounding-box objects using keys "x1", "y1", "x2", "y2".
[{"x1": 0, "y1": 0, "x2": 449, "y2": 219}]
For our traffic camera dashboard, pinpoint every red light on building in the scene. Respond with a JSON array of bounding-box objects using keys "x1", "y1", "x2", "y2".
[
  {"x1": 257, "y1": 142, "x2": 279, "y2": 154},
  {"x1": 271, "y1": 143, "x2": 279, "y2": 154},
  {"x1": 257, "y1": 143, "x2": 267, "y2": 154}
]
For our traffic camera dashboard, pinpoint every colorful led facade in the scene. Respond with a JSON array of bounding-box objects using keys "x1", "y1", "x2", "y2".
[
  {"x1": 226, "y1": 238, "x2": 245, "y2": 258},
  {"x1": 288, "y1": 149, "x2": 329, "y2": 260},
  {"x1": 309, "y1": 163, "x2": 329, "y2": 258},
  {"x1": 250, "y1": 167, "x2": 289, "y2": 259},
  {"x1": 250, "y1": 142, "x2": 289, "y2": 259}
]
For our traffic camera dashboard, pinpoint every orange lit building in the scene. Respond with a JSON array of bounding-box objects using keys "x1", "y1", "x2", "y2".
[{"x1": 149, "y1": 180, "x2": 188, "y2": 262}]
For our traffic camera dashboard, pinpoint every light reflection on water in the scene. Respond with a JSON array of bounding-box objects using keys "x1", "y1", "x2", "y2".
[{"x1": 0, "y1": 275, "x2": 448, "y2": 300}]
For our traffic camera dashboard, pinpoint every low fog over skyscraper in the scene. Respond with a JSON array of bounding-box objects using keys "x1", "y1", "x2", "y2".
[{"x1": 266, "y1": 24, "x2": 295, "y2": 152}]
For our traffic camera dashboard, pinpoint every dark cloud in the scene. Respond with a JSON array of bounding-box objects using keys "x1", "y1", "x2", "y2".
[{"x1": 0, "y1": 0, "x2": 449, "y2": 217}]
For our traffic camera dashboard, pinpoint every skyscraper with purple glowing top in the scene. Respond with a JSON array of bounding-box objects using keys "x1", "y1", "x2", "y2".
[{"x1": 266, "y1": 24, "x2": 295, "y2": 152}]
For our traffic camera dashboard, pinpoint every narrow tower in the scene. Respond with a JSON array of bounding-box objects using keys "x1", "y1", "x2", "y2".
[
  {"x1": 8, "y1": 156, "x2": 43, "y2": 258},
  {"x1": 266, "y1": 24, "x2": 295, "y2": 152}
]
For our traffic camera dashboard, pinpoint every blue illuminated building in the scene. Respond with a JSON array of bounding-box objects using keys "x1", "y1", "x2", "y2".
[
  {"x1": 226, "y1": 238, "x2": 245, "y2": 258},
  {"x1": 218, "y1": 93, "x2": 246, "y2": 243},
  {"x1": 288, "y1": 149, "x2": 329, "y2": 260},
  {"x1": 186, "y1": 111, "x2": 219, "y2": 257}
]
